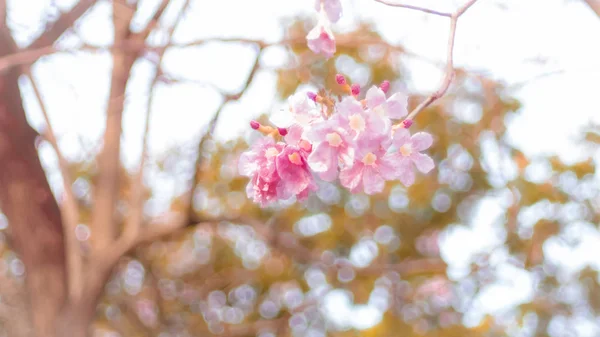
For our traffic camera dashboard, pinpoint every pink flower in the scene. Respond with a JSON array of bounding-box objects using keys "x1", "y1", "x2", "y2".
[
  {"x1": 238, "y1": 137, "x2": 285, "y2": 206},
  {"x1": 284, "y1": 124, "x2": 313, "y2": 155},
  {"x1": 388, "y1": 128, "x2": 435, "y2": 187},
  {"x1": 336, "y1": 96, "x2": 389, "y2": 142},
  {"x1": 276, "y1": 145, "x2": 317, "y2": 201},
  {"x1": 314, "y1": 0, "x2": 342, "y2": 23},
  {"x1": 365, "y1": 85, "x2": 408, "y2": 120},
  {"x1": 271, "y1": 92, "x2": 321, "y2": 129},
  {"x1": 307, "y1": 14, "x2": 336, "y2": 58},
  {"x1": 339, "y1": 138, "x2": 398, "y2": 195},
  {"x1": 305, "y1": 115, "x2": 354, "y2": 181}
]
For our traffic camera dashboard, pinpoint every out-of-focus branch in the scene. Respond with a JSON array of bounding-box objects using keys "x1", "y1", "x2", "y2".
[
  {"x1": 25, "y1": 70, "x2": 83, "y2": 300},
  {"x1": 28, "y1": 0, "x2": 98, "y2": 50},
  {"x1": 380, "y1": 0, "x2": 479, "y2": 129},
  {"x1": 0, "y1": 34, "x2": 413, "y2": 75},
  {"x1": 89, "y1": 0, "x2": 137, "y2": 251},
  {"x1": 583, "y1": 0, "x2": 600, "y2": 18},
  {"x1": 0, "y1": 0, "x2": 6, "y2": 27},
  {"x1": 120, "y1": 0, "x2": 191, "y2": 249},
  {"x1": 184, "y1": 46, "x2": 263, "y2": 225}
]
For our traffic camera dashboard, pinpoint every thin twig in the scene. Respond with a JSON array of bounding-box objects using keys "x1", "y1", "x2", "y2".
[
  {"x1": 184, "y1": 45, "x2": 263, "y2": 226},
  {"x1": 583, "y1": 0, "x2": 600, "y2": 18},
  {"x1": 373, "y1": 0, "x2": 451, "y2": 17},
  {"x1": 28, "y1": 0, "x2": 98, "y2": 50},
  {"x1": 121, "y1": 0, "x2": 191, "y2": 246},
  {"x1": 24, "y1": 69, "x2": 83, "y2": 300},
  {"x1": 381, "y1": 0, "x2": 479, "y2": 129}
]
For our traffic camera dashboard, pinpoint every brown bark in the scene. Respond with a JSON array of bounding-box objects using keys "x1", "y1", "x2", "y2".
[{"x1": 0, "y1": 28, "x2": 67, "y2": 337}]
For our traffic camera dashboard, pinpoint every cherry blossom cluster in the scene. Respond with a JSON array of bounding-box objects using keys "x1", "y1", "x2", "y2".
[
  {"x1": 238, "y1": 75, "x2": 435, "y2": 207},
  {"x1": 307, "y1": 0, "x2": 342, "y2": 58}
]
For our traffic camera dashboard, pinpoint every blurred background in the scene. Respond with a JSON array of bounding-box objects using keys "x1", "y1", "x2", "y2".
[{"x1": 1, "y1": 0, "x2": 600, "y2": 336}]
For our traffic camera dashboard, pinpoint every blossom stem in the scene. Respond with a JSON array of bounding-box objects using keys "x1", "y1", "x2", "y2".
[{"x1": 380, "y1": 0, "x2": 479, "y2": 131}]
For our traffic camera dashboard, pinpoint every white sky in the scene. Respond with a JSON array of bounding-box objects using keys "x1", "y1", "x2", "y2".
[{"x1": 6, "y1": 0, "x2": 600, "y2": 333}]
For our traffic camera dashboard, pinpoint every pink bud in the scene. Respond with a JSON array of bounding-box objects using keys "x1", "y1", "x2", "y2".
[
  {"x1": 402, "y1": 119, "x2": 413, "y2": 128},
  {"x1": 250, "y1": 120, "x2": 260, "y2": 130},
  {"x1": 351, "y1": 84, "x2": 360, "y2": 96},
  {"x1": 380, "y1": 80, "x2": 390, "y2": 94},
  {"x1": 278, "y1": 127, "x2": 288, "y2": 136},
  {"x1": 335, "y1": 74, "x2": 346, "y2": 85},
  {"x1": 307, "y1": 91, "x2": 318, "y2": 102}
]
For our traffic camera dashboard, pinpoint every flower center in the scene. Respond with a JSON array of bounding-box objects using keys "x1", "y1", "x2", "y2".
[
  {"x1": 265, "y1": 147, "x2": 279, "y2": 158},
  {"x1": 362, "y1": 152, "x2": 377, "y2": 166},
  {"x1": 349, "y1": 114, "x2": 366, "y2": 133},
  {"x1": 288, "y1": 152, "x2": 303, "y2": 165},
  {"x1": 373, "y1": 105, "x2": 386, "y2": 117},
  {"x1": 399, "y1": 144, "x2": 413, "y2": 157},
  {"x1": 299, "y1": 139, "x2": 313, "y2": 152},
  {"x1": 326, "y1": 132, "x2": 343, "y2": 147}
]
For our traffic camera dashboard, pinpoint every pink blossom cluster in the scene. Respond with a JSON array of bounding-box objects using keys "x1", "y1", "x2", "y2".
[
  {"x1": 238, "y1": 75, "x2": 435, "y2": 207},
  {"x1": 307, "y1": 0, "x2": 342, "y2": 58}
]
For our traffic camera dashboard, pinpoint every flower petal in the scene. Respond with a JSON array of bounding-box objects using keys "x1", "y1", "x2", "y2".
[
  {"x1": 410, "y1": 132, "x2": 433, "y2": 151},
  {"x1": 337, "y1": 96, "x2": 363, "y2": 117},
  {"x1": 397, "y1": 159, "x2": 415, "y2": 187},
  {"x1": 319, "y1": 162, "x2": 339, "y2": 181},
  {"x1": 362, "y1": 166, "x2": 385, "y2": 195},
  {"x1": 284, "y1": 124, "x2": 304, "y2": 145},
  {"x1": 386, "y1": 92, "x2": 408, "y2": 119},
  {"x1": 308, "y1": 143, "x2": 335, "y2": 173},
  {"x1": 323, "y1": 0, "x2": 343, "y2": 23},
  {"x1": 379, "y1": 155, "x2": 400, "y2": 180},
  {"x1": 339, "y1": 161, "x2": 364, "y2": 191},
  {"x1": 411, "y1": 152, "x2": 435, "y2": 173},
  {"x1": 238, "y1": 151, "x2": 257, "y2": 177},
  {"x1": 365, "y1": 86, "x2": 386, "y2": 109},
  {"x1": 392, "y1": 128, "x2": 411, "y2": 147}
]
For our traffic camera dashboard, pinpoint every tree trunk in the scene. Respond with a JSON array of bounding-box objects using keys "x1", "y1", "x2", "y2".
[{"x1": 0, "y1": 28, "x2": 67, "y2": 337}]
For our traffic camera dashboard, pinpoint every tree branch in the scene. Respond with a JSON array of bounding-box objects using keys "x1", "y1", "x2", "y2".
[
  {"x1": 25, "y1": 69, "x2": 83, "y2": 301},
  {"x1": 380, "y1": 0, "x2": 479, "y2": 129},
  {"x1": 184, "y1": 46, "x2": 263, "y2": 225},
  {"x1": 583, "y1": 0, "x2": 600, "y2": 18},
  {"x1": 0, "y1": 0, "x2": 6, "y2": 27},
  {"x1": 120, "y1": 0, "x2": 190, "y2": 250},
  {"x1": 0, "y1": 26, "x2": 67, "y2": 337},
  {"x1": 373, "y1": 0, "x2": 451, "y2": 17},
  {"x1": 28, "y1": 0, "x2": 98, "y2": 50}
]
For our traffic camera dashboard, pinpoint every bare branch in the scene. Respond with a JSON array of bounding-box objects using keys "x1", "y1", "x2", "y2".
[
  {"x1": 184, "y1": 46, "x2": 263, "y2": 225},
  {"x1": 121, "y1": 0, "x2": 191, "y2": 246},
  {"x1": 383, "y1": 0, "x2": 479, "y2": 129},
  {"x1": 373, "y1": 0, "x2": 451, "y2": 17},
  {"x1": 25, "y1": 69, "x2": 83, "y2": 300},
  {"x1": 583, "y1": 0, "x2": 600, "y2": 18},
  {"x1": 28, "y1": 0, "x2": 98, "y2": 50},
  {"x1": 0, "y1": 0, "x2": 6, "y2": 27}
]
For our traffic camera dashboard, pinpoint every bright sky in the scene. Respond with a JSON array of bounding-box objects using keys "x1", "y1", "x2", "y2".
[{"x1": 6, "y1": 0, "x2": 600, "y2": 333}]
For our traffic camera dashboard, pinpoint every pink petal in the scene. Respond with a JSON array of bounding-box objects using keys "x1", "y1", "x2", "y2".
[
  {"x1": 308, "y1": 142, "x2": 336, "y2": 173},
  {"x1": 411, "y1": 153, "x2": 435, "y2": 173},
  {"x1": 339, "y1": 162, "x2": 364, "y2": 191},
  {"x1": 379, "y1": 155, "x2": 400, "y2": 180},
  {"x1": 307, "y1": 25, "x2": 336, "y2": 58},
  {"x1": 392, "y1": 128, "x2": 411, "y2": 147},
  {"x1": 323, "y1": 0, "x2": 342, "y2": 23},
  {"x1": 362, "y1": 166, "x2": 385, "y2": 195},
  {"x1": 337, "y1": 97, "x2": 363, "y2": 117},
  {"x1": 285, "y1": 124, "x2": 304, "y2": 145},
  {"x1": 238, "y1": 152, "x2": 257, "y2": 177},
  {"x1": 410, "y1": 132, "x2": 433, "y2": 151},
  {"x1": 319, "y1": 163, "x2": 339, "y2": 181},
  {"x1": 386, "y1": 92, "x2": 408, "y2": 119},
  {"x1": 397, "y1": 159, "x2": 415, "y2": 187},
  {"x1": 365, "y1": 86, "x2": 386, "y2": 109}
]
